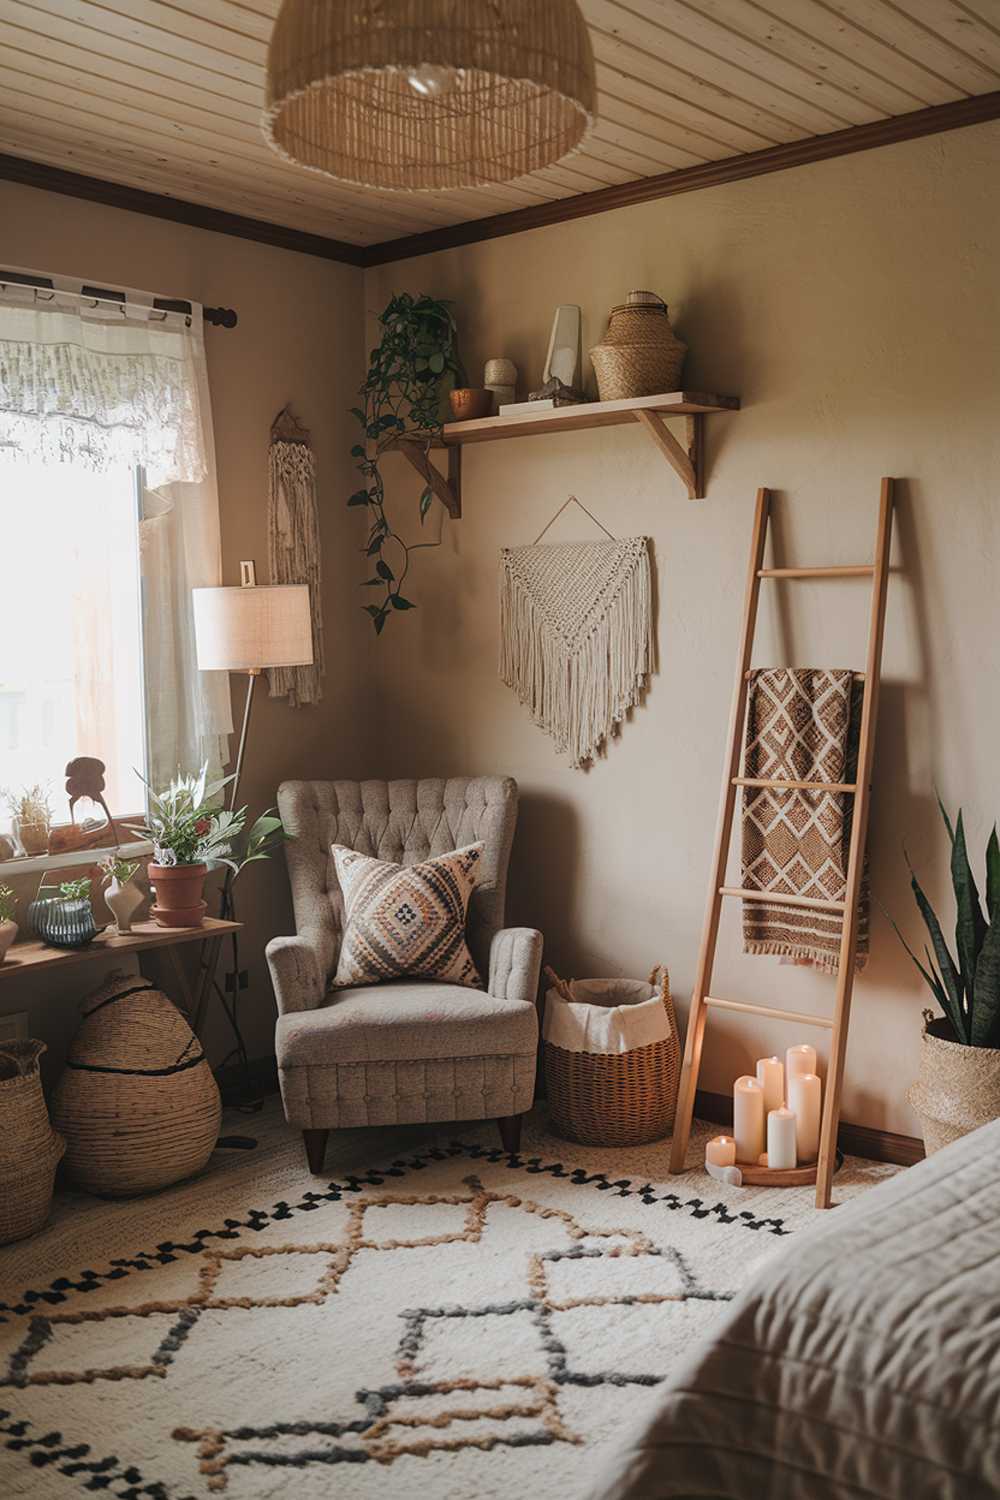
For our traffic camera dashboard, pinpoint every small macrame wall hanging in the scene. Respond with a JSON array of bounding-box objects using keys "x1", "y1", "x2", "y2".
[
  {"x1": 268, "y1": 405, "x2": 324, "y2": 707},
  {"x1": 499, "y1": 497, "x2": 654, "y2": 767}
]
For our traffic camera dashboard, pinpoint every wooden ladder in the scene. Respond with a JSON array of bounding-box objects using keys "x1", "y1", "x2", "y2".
[{"x1": 669, "y1": 479, "x2": 894, "y2": 1209}]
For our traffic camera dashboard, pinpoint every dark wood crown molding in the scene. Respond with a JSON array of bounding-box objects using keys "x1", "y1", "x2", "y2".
[
  {"x1": 0, "y1": 152, "x2": 367, "y2": 268},
  {"x1": 1, "y1": 91, "x2": 998, "y2": 273},
  {"x1": 367, "y1": 90, "x2": 1000, "y2": 265}
]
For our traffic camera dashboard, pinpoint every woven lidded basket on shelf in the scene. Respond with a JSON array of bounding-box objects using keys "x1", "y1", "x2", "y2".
[
  {"x1": 0, "y1": 1039, "x2": 65, "y2": 1245},
  {"x1": 543, "y1": 965, "x2": 681, "y2": 1147},
  {"x1": 589, "y1": 291, "x2": 686, "y2": 402},
  {"x1": 52, "y1": 974, "x2": 221, "y2": 1197}
]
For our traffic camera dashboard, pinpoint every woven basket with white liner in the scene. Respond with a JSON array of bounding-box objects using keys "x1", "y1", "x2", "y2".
[{"x1": 543, "y1": 965, "x2": 680, "y2": 1146}]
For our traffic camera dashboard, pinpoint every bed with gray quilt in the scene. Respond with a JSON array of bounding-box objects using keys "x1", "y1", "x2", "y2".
[{"x1": 588, "y1": 1119, "x2": 1000, "y2": 1500}]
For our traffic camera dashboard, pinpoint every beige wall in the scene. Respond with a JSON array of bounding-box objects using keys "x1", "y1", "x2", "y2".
[
  {"x1": 0, "y1": 180, "x2": 367, "y2": 1071},
  {"x1": 365, "y1": 121, "x2": 1000, "y2": 1138},
  {"x1": 2, "y1": 120, "x2": 998, "y2": 1135}
]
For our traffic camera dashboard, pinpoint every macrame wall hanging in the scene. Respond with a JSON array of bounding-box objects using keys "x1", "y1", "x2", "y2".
[
  {"x1": 268, "y1": 405, "x2": 324, "y2": 707},
  {"x1": 499, "y1": 497, "x2": 654, "y2": 768}
]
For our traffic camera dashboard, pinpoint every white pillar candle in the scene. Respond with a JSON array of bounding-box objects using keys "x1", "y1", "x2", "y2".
[
  {"x1": 705, "y1": 1135, "x2": 736, "y2": 1169},
  {"x1": 767, "y1": 1107, "x2": 797, "y2": 1170},
  {"x1": 786, "y1": 1043, "x2": 817, "y2": 1086},
  {"x1": 755, "y1": 1055, "x2": 784, "y2": 1116},
  {"x1": 733, "y1": 1076, "x2": 765, "y2": 1163},
  {"x1": 788, "y1": 1072, "x2": 822, "y2": 1163}
]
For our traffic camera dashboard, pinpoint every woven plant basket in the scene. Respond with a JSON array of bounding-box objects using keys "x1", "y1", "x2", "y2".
[
  {"x1": 52, "y1": 974, "x2": 221, "y2": 1197},
  {"x1": 0, "y1": 1039, "x2": 65, "y2": 1245},
  {"x1": 908, "y1": 1011, "x2": 1000, "y2": 1155},
  {"x1": 589, "y1": 292, "x2": 686, "y2": 402},
  {"x1": 543, "y1": 965, "x2": 680, "y2": 1147}
]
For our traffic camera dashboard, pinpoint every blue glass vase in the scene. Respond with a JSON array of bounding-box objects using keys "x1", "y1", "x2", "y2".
[{"x1": 28, "y1": 898, "x2": 98, "y2": 949}]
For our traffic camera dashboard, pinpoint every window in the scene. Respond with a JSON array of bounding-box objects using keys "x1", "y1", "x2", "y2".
[
  {"x1": 0, "y1": 270, "x2": 233, "y2": 866},
  {"x1": 1, "y1": 459, "x2": 147, "y2": 859}
]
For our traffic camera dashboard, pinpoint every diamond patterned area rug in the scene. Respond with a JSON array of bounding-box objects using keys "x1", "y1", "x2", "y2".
[{"x1": 0, "y1": 1104, "x2": 894, "y2": 1500}]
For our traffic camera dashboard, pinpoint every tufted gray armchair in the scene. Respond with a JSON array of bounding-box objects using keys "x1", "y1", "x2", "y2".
[{"x1": 266, "y1": 776, "x2": 543, "y2": 1173}]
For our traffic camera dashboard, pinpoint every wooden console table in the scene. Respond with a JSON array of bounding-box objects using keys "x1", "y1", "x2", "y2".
[{"x1": 0, "y1": 918, "x2": 242, "y2": 1039}]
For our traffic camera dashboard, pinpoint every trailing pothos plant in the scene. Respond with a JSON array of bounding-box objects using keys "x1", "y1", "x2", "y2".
[
  {"x1": 347, "y1": 293, "x2": 464, "y2": 634},
  {"x1": 890, "y1": 798, "x2": 1000, "y2": 1047}
]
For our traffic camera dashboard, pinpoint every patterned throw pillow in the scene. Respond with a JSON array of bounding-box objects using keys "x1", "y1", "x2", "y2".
[{"x1": 331, "y1": 843, "x2": 484, "y2": 990}]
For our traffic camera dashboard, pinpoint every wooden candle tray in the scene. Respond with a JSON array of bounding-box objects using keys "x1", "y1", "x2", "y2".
[{"x1": 705, "y1": 1152, "x2": 842, "y2": 1189}]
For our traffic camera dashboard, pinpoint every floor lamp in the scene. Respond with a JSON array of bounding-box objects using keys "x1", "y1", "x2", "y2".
[{"x1": 192, "y1": 561, "x2": 313, "y2": 1099}]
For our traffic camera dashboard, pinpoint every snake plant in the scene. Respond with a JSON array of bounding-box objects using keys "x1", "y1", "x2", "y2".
[{"x1": 892, "y1": 798, "x2": 1000, "y2": 1047}]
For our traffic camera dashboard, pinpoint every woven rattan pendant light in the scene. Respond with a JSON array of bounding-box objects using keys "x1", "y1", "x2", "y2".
[{"x1": 263, "y1": 0, "x2": 597, "y2": 191}]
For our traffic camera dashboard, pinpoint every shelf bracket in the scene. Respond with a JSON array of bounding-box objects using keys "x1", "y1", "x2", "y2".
[
  {"x1": 634, "y1": 409, "x2": 704, "y2": 500},
  {"x1": 393, "y1": 437, "x2": 462, "y2": 519}
]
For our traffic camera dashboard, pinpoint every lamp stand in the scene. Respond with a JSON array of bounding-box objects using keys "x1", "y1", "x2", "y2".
[{"x1": 228, "y1": 667, "x2": 259, "y2": 815}]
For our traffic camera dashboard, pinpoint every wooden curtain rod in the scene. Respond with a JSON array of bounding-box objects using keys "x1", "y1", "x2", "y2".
[{"x1": 0, "y1": 269, "x2": 237, "y2": 328}]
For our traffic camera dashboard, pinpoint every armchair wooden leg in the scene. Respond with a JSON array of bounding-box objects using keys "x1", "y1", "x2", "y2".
[
  {"x1": 497, "y1": 1115, "x2": 522, "y2": 1154},
  {"x1": 303, "y1": 1129, "x2": 329, "y2": 1175}
]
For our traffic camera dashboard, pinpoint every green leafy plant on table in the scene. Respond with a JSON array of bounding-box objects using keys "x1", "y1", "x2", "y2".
[
  {"x1": 130, "y1": 765, "x2": 284, "y2": 876},
  {"x1": 98, "y1": 854, "x2": 141, "y2": 886},
  {"x1": 58, "y1": 878, "x2": 92, "y2": 902},
  {"x1": 891, "y1": 798, "x2": 1000, "y2": 1047},
  {"x1": 0, "y1": 884, "x2": 16, "y2": 923},
  {"x1": 348, "y1": 293, "x2": 464, "y2": 634}
]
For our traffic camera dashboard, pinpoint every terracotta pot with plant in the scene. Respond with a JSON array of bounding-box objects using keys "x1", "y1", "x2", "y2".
[
  {"x1": 0, "y1": 884, "x2": 17, "y2": 964},
  {"x1": 132, "y1": 765, "x2": 284, "y2": 929},
  {"x1": 891, "y1": 799, "x2": 1000, "y2": 1154}
]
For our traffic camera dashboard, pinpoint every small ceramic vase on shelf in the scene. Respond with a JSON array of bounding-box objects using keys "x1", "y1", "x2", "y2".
[
  {"x1": 484, "y1": 358, "x2": 517, "y2": 410},
  {"x1": 105, "y1": 877, "x2": 143, "y2": 936},
  {"x1": 0, "y1": 918, "x2": 17, "y2": 964},
  {"x1": 28, "y1": 896, "x2": 98, "y2": 949},
  {"x1": 148, "y1": 862, "x2": 207, "y2": 928}
]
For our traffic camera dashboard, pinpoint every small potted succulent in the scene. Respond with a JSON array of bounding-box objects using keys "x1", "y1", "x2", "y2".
[
  {"x1": 3, "y1": 785, "x2": 53, "y2": 857},
  {"x1": 892, "y1": 799, "x2": 1000, "y2": 1153},
  {"x1": 28, "y1": 877, "x2": 99, "y2": 949},
  {"x1": 99, "y1": 854, "x2": 142, "y2": 936},
  {"x1": 131, "y1": 765, "x2": 284, "y2": 928},
  {"x1": 0, "y1": 884, "x2": 17, "y2": 963}
]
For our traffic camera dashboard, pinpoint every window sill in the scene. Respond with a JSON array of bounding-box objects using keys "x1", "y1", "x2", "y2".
[{"x1": 0, "y1": 840, "x2": 152, "y2": 879}]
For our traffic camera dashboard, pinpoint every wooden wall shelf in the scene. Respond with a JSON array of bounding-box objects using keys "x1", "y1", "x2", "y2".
[{"x1": 384, "y1": 391, "x2": 738, "y2": 510}]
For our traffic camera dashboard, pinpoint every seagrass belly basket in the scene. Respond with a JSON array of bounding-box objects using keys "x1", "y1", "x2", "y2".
[
  {"x1": 543, "y1": 965, "x2": 680, "y2": 1147},
  {"x1": 52, "y1": 973, "x2": 221, "y2": 1197}
]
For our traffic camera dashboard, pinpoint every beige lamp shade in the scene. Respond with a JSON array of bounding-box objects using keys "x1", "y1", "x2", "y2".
[
  {"x1": 263, "y1": 0, "x2": 596, "y2": 191},
  {"x1": 193, "y1": 583, "x2": 314, "y2": 672}
]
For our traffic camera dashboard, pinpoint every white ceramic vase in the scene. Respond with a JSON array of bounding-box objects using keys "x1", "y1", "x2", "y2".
[
  {"x1": 0, "y1": 919, "x2": 17, "y2": 964},
  {"x1": 105, "y1": 878, "x2": 143, "y2": 936}
]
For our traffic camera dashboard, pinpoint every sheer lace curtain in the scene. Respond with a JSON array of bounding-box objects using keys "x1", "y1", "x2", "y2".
[{"x1": 0, "y1": 275, "x2": 233, "y2": 786}]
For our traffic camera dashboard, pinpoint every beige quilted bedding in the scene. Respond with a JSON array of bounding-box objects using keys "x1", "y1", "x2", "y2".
[{"x1": 588, "y1": 1120, "x2": 1000, "y2": 1500}]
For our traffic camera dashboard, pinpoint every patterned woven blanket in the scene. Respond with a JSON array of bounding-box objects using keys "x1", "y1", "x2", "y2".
[{"x1": 741, "y1": 668, "x2": 868, "y2": 972}]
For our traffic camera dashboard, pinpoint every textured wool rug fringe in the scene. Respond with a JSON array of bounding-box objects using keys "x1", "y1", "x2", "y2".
[{"x1": 499, "y1": 538, "x2": 654, "y2": 767}]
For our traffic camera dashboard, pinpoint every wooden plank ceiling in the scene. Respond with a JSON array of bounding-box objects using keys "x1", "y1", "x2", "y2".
[{"x1": 1, "y1": 0, "x2": 999, "y2": 251}]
